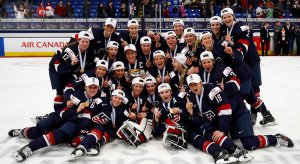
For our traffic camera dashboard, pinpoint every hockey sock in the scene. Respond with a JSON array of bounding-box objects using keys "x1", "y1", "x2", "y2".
[
  {"x1": 22, "y1": 127, "x2": 44, "y2": 139},
  {"x1": 266, "y1": 135, "x2": 277, "y2": 146},
  {"x1": 100, "y1": 132, "x2": 111, "y2": 145},
  {"x1": 259, "y1": 103, "x2": 268, "y2": 116},
  {"x1": 214, "y1": 135, "x2": 237, "y2": 153},
  {"x1": 81, "y1": 129, "x2": 103, "y2": 149},
  {"x1": 28, "y1": 130, "x2": 67, "y2": 151},
  {"x1": 202, "y1": 140, "x2": 224, "y2": 155}
]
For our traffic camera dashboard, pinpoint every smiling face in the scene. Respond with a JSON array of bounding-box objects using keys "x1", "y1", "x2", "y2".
[
  {"x1": 104, "y1": 24, "x2": 115, "y2": 36},
  {"x1": 95, "y1": 66, "x2": 107, "y2": 78},
  {"x1": 146, "y1": 83, "x2": 156, "y2": 95},
  {"x1": 222, "y1": 13, "x2": 234, "y2": 27},
  {"x1": 173, "y1": 24, "x2": 184, "y2": 36},
  {"x1": 126, "y1": 49, "x2": 137, "y2": 64},
  {"x1": 132, "y1": 84, "x2": 144, "y2": 96},
  {"x1": 111, "y1": 95, "x2": 122, "y2": 107},
  {"x1": 210, "y1": 22, "x2": 221, "y2": 34},
  {"x1": 201, "y1": 35, "x2": 213, "y2": 48},
  {"x1": 166, "y1": 36, "x2": 177, "y2": 49},
  {"x1": 201, "y1": 59, "x2": 214, "y2": 73},
  {"x1": 78, "y1": 38, "x2": 90, "y2": 52},
  {"x1": 129, "y1": 25, "x2": 139, "y2": 38},
  {"x1": 154, "y1": 55, "x2": 166, "y2": 69},
  {"x1": 184, "y1": 34, "x2": 196, "y2": 46},
  {"x1": 107, "y1": 47, "x2": 118, "y2": 60},
  {"x1": 86, "y1": 85, "x2": 99, "y2": 98},
  {"x1": 141, "y1": 43, "x2": 151, "y2": 55},
  {"x1": 189, "y1": 82, "x2": 202, "y2": 96},
  {"x1": 114, "y1": 69, "x2": 125, "y2": 79},
  {"x1": 159, "y1": 90, "x2": 172, "y2": 103}
]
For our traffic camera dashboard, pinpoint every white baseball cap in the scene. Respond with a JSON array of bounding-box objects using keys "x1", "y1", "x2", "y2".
[
  {"x1": 85, "y1": 77, "x2": 99, "y2": 87},
  {"x1": 164, "y1": 31, "x2": 177, "y2": 39},
  {"x1": 153, "y1": 50, "x2": 166, "y2": 58},
  {"x1": 112, "y1": 61, "x2": 125, "y2": 71},
  {"x1": 131, "y1": 77, "x2": 144, "y2": 86},
  {"x1": 174, "y1": 53, "x2": 187, "y2": 68},
  {"x1": 158, "y1": 83, "x2": 172, "y2": 93},
  {"x1": 200, "y1": 51, "x2": 214, "y2": 61},
  {"x1": 124, "y1": 44, "x2": 137, "y2": 53},
  {"x1": 183, "y1": 27, "x2": 196, "y2": 37},
  {"x1": 186, "y1": 74, "x2": 202, "y2": 85},
  {"x1": 140, "y1": 36, "x2": 152, "y2": 45},
  {"x1": 96, "y1": 60, "x2": 108, "y2": 70},
  {"x1": 127, "y1": 19, "x2": 139, "y2": 27},
  {"x1": 210, "y1": 16, "x2": 223, "y2": 24},
  {"x1": 78, "y1": 31, "x2": 92, "y2": 40},
  {"x1": 106, "y1": 41, "x2": 119, "y2": 49},
  {"x1": 105, "y1": 18, "x2": 117, "y2": 28},
  {"x1": 144, "y1": 76, "x2": 157, "y2": 84},
  {"x1": 173, "y1": 19, "x2": 184, "y2": 26},
  {"x1": 111, "y1": 89, "x2": 128, "y2": 104},
  {"x1": 199, "y1": 31, "x2": 212, "y2": 41},
  {"x1": 221, "y1": 8, "x2": 234, "y2": 17}
]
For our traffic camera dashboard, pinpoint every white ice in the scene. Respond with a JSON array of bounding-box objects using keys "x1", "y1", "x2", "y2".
[{"x1": 0, "y1": 57, "x2": 300, "y2": 164}]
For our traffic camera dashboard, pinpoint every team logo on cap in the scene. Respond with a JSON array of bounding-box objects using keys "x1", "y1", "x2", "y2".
[
  {"x1": 118, "y1": 91, "x2": 124, "y2": 96},
  {"x1": 203, "y1": 54, "x2": 209, "y2": 58},
  {"x1": 190, "y1": 75, "x2": 194, "y2": 81},
  {"x1": 222, "y1": 9, "x2": 228, "y2": 13},
  {"x1": 161, "y1": 85, "x2": 167, "y2": 89}
]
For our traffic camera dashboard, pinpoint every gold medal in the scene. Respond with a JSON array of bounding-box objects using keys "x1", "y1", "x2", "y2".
[
  {"x1": 113, "y1": 124, "x2": 116, "y2": 128},
  {"x1": 84, "y1": 101, "x2": 89, "y2": 107},
  {"x1": 80, "y1": 68, "x2": 85, "y2": 73}
]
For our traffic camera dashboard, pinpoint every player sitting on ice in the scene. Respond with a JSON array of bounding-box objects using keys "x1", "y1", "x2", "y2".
[
  {"x1": 10, "y1": 77, "x2": 100, "y2": 162},
  {"x1": 153, "y1": 83, "x2": 188, "y2": 150},
  {"x1": 68, "y1": 89, "x2": 130, "y2": 160},
  {"x1": 116, "y1": 77, "x2": 153, "y2": 147}
]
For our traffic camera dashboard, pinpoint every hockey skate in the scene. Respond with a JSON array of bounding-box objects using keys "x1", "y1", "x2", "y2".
[
  {"x1": 86, "y1": 142, "x2": 101, "y2": 156},
  {"x1": 213, "y1": 151, "x2": 234, "y2": 164},
  {"x1": 259, "y1": 111, "x2": 277, "y2": 127},
  {"x1": 8, "y1": 129, "x2": 22, "y2": 137},
  {"x1": 275, "y1": 134, "x2": 294, "y2": 148},
  {"x1": 229, "y1": 147, "x2": 253, "y2": 162},
  {"x1": 30, "y1": 114, "x2": 49, "y2": 124},
  {"x1": 121, "y1": 127, "x2": 141, "y2": 148},
  {"x1": 12, "y1": 145, "x2": 32, "y2": 162},
  {"x1": 68, "y1": 145, "x2": 87, "y2": 161},
  {"x1": 164, "y1": 133, "x2": 187, "y2": 150}
]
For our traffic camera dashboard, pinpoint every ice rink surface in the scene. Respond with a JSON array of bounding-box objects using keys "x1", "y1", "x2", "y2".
[{"x1": 0, "y1": 57, "x2": 300, "y2": 164}]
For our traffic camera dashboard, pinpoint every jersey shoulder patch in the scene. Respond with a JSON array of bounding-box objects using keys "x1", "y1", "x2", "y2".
[
  {"x1": 178, "y1": 91, "x2": 187, "y2": 98},
  {"x1": 169, "y1": 71, "x2": 176, "y2": 79},
  {"x1": 70, "y1": 94, "x2": 81, "y2": 105},
  {"x1": 223, "y1": 67, "x2": 232, "y2": 77},
  {"x1": 94, "y1": 98, "x2": 102, "y2": 105},
  {"x1": 240, "y1": 25, "x2": 249, "y2": 32},
  {"x1": 64, "y1": 47, "x2": 76, "y2": 60},
  {"x1": 208, "y1": 87, "x2": 222, "y2": 100}
]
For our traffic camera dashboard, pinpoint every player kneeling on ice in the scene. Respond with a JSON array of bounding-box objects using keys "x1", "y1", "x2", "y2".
[
  {"x1": 116, "y1": 77, "x2": 153, "y2": 147},
  {"x1": 153, "y1": 83, "x2": 188, "y2": 150},
  {"x1": 69, "y1": 89, "x2": 129, "y2": 160},
  {"x1": 185, "y1": 74, "x2": 294, "y2": 159}
]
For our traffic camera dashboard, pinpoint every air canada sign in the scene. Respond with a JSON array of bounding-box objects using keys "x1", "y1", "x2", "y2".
[
  {"x1": 4, "y1": 37, "x2": 70, "y2": 56},
  {"x1": 21, "y1": 41, "x2": 68, "y2": 48}
]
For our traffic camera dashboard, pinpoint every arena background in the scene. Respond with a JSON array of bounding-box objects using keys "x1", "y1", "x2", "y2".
[{"x1": 1, "y1": 17, "x2": 300, "y2": 57}]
